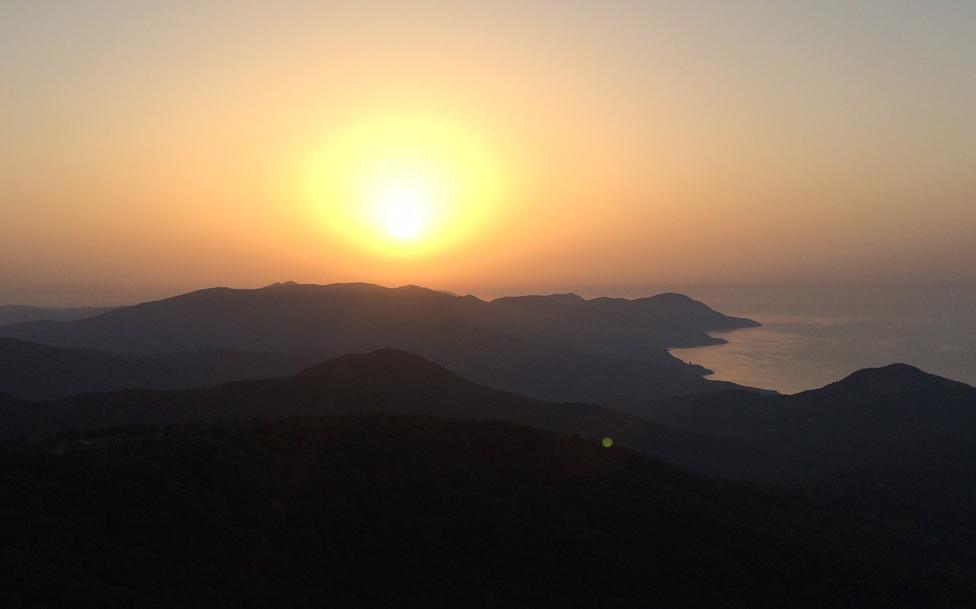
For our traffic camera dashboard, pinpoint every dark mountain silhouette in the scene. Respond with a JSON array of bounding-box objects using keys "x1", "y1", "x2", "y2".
[
  {"x1": 620, "y1": 363, "x2": 976, "y2": 472},
  {"x1": 0, "y1": 304, "x2": 115, "y2": 326},
  {"x1": 0, "y1": 349, "x2": 767, "y2": 479},
  {"x1": 486, "y1": 290, "x2": 759, "y2": 357},
  {"x1": 616, "y1": 364, "x2": 976, "y2": 561},
  {"x1": 0, "y1": 415, "x2": 968, "y2": 608},
  {"x1": 0, "y1": 282, "x2": 759, "y2": 402}
]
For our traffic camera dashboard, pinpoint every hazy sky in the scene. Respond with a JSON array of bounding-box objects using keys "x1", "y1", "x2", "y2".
[{"x1": 2, "y1": 1, "x2": 975, "y2": 305}]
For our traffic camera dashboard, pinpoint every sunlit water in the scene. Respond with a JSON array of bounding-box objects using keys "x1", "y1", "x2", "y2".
[{"x1": 665, "y1": 286, "x2": 976, "y2": 394}]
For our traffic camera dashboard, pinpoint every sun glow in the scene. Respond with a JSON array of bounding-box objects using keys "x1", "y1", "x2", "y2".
[{"x1": 303, "y1": 113, "x2": 507, "y2": 257}]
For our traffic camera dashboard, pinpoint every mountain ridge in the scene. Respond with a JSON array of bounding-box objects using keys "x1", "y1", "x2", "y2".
[
  {"x1": 798, "y1": 362, "x2": 972, "y2": 401},
  {"x1": 0, "y1": 282, "x2": 760, "y2": 402},
  {"x1": 0, "y1": 348, "x2": 771, "y2": 480}
]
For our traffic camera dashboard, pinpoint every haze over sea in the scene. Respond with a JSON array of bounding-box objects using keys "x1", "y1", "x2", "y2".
[{"x1": 655, "y1": 286, "x2": 976, "y2": 394}]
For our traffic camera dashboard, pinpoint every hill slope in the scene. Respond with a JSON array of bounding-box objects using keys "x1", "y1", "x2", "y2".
[{"x1": 0, "y1": 415, "x2": 968, "y2": 609}]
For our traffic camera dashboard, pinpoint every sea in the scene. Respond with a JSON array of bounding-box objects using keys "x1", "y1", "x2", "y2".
[{"x1": 660, "y1": 286, "x2": 976, "y2": 394}]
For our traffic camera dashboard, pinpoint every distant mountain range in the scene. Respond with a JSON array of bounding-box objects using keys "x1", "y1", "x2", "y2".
[
  {"x1": 0, "y1": 304, "x2": 116, "y2": 326},
  {"x1": 1, "y1": 415, "x2": 967, "y2": 609},
  {"x1": 0, "y1": 282, "x2": 759, "y2": 402},
  {"x1": 5, "y1": 282, "x2": 975, "y2": 601}
]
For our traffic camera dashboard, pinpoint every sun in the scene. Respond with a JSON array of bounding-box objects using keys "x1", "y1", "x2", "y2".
[
  {"x1": 359, "y1": 160, "x2": 448, "y2": 244},
  {"x1": 370, "y1": 175, "x2": 435, "y2": 241},
  {"x1": 303, "y1": 112, "x2": 507, "y2": 257}
]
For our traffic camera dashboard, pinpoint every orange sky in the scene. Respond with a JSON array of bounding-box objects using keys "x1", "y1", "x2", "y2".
[{"x1": 2, "y1": 2, "x2": 975, "y2": 305}]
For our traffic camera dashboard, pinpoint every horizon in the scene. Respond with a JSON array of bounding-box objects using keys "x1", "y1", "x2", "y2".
[{"x1": 7, "y1": 278, "x2": 976, "y2": 309}]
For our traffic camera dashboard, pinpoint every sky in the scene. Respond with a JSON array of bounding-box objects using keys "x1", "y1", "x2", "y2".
[{"x1": 2, "y1": 1, "x2": 975, "y2": 305}]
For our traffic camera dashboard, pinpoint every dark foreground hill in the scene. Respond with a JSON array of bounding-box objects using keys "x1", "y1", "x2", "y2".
[
  {"x1": 0, "y1": 415, "x2": 969, "y2": 609},
  {"x1": 0, "y1": 349, "x2": 768, "y2": 480},
  {"x1": 616, "y1": 364, "x2": 976, "y2": 563},
  {"x1": 618, "y1": 363, "x2": 976, "y2": 479},
  {"x1": 0, "y1": 282, "x2": 757, "y2": 402}
]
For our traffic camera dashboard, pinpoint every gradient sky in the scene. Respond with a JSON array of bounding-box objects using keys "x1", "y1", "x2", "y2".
[{"x1": 2, "y1": 1, "x2": 975, "y2": 305}]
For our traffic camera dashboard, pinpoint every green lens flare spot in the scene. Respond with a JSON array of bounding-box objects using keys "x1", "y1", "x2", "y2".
[{"x1": 601, "y1": 436, "x2": 614, "y2": 448}]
